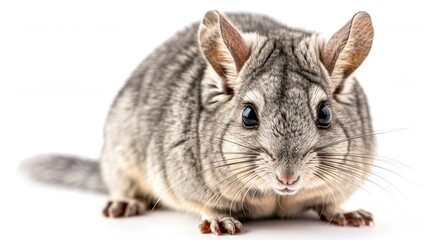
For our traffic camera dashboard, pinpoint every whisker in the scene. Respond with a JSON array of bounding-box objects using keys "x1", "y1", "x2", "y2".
[
  {"x1": 317, "y1": 152, "x2": 409, "y2": 168},
  {"x1": 316, "y1": 155, "x2": 404, "y2": 176},
  {"x1": 148, "y1": 152, "x2": 259, "y2": 171},
  {"x1": 316, "y1": 159, "x2": 404, "y2": 196},
  {"x1": 212, "y1": 134, "x2": 260, "y2": 152},
  {"x1": 229, "y1": 172, "x2": 261, "y2": 217},
  {"x1": 211, "y1": 158, "x2": 262, "y2": 169},
  {"x1": 152, "y1": 158, "x2": 262, "y2": 210},
  {"x1": 240, "y1": 172, "x2": 270, "y2": 215},
  {"x1": 151, "y1": 122, "x2": 261, "y2": 153},
  {"x1": 317, "y1": 164, "x2": 400, "y2": 200},
  {"x1": 217, "y1": 152, "x2": 260, "y2": 156},
  {"x1": 154, "y1": 152, "x2": 258, "y2": 165},
  {"x1": 334, "y1": 116, "x2": 372, "y2": 125},
  {"x1": 197, "y1": 167, "x2": 255, "y2": 215},
  {"x1": 314, "y1": 167, "x2": 370, "y2": 195},
  {"x1": 313, "y1": 128, "x2": 407, "y2": 152},
  {"x1": 200, "y1": 167, "x2": 259, "y2": 217},
  {"x1": 312, "y1": 172, "x2": 341, "y2": 214},
  {"x1": 314, "y1": 166, "x2": 349, "y2": 201},
  {"x1": 209, "y1": 120, "x2": 269, "y2": 159}
]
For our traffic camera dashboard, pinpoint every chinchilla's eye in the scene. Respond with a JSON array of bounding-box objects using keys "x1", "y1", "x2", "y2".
[
  {"x1": 242, "y1": 105, "x2": 258, "y2": 129},
  {"x1": 317, "y1": 102, "x2": 332, "y2": 128}
]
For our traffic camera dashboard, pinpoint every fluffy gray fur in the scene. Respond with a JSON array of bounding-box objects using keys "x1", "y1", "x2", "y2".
[
  {"x1": 22, "y1": 11, "x2": 376, "y2": 235},
  {"x1": 22, "y1": 154, "x2": 105, "y2": 193}
]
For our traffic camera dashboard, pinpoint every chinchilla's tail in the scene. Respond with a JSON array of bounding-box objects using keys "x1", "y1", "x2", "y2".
[{"x1": 20, "y1": 154, "x2": 106, "y2": 193}]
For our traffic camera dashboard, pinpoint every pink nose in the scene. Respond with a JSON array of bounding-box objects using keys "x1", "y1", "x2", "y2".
[{"x1": 277, "y1": 175, "x2": 299, "y2": 185}]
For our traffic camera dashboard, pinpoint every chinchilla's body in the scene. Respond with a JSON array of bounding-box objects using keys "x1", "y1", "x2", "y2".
[{"x1": 23, "y1": 11, "x2": 376, "y2": 235}]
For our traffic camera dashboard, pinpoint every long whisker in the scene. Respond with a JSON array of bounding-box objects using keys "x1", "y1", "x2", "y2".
[
  {"x1": 240, "y1": 172, "x2": 270, "y2": 215},
  {"x1": 147, "y1": 152, "x2": 259, "y2": 170},
  {"x1": 199, "y1": 167, "x2": 260, "y2": 219},
  {"x1": 229, "y1": 172, "x2": 262, "y2": 217},
  {"x1": 210, "y1": 120, "x2": 264, "y2": 151},
  {"x1": 313, "y1": 167, "x2": 370, "y2": 194},
  {"x1": 217, "y1": 152, "x2": 260, "y2": 156},
  {"x1": 313, "y1": 128, "x2": 407, "y2": 152},
  {"x1": 317, "y1": 152, "x2": 409, "y2": 168},
  {"x1": 316, "y1": 163, "x2": 399, "y2": 199},
  {"x1": 151, "y1": 158, "x2": 262, "y2": 210},
  {"x1": 334, "y1": 116, "x2": 372, "y2": 125},
  {"x1": 316, "y1": 158, "x2": 404, "y2": 196},
  {"x1": 312, "y1": 172, "x2": 340, "y2": 217},
  {"x1": 196, "y1": 167, "x2": 257, "y2": 218},
  {"x1": 207, "y1": 120, "x2": 271, "y2": 162},
  {"x1": 151, "y1": 122, "x2": 261, "y2": 153},
  {"x1": 316, "y1": 155, "x2": 405, "y2": 178},
  {"x1": 314, "y1": 167, "x2": 351, "y2": 201}
]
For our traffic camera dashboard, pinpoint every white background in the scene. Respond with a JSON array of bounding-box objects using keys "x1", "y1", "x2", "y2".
[{"x1": 1, "y1": 0, "x2": 428, "y2": 239}]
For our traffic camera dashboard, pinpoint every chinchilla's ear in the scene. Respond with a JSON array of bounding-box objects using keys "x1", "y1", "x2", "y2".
[
  {"x1": 320, "y1": 11, "x2": 374, "y2": 93},
  {"x1": 199, "y1": 10, "x2": 251, "y2": 94}
]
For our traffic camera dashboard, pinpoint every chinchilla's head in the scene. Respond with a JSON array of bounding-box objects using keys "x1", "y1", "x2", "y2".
[{"x1": 199, "y1": 11, "x2": 375, "y2": 197}]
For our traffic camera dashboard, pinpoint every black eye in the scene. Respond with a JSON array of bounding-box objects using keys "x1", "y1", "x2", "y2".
[
  {"x1": 317, "y1": 103, "x2": 332, "y2": 128},
  {"x1": 242, "y1": 105, "x2": 259, "y2": 128}
]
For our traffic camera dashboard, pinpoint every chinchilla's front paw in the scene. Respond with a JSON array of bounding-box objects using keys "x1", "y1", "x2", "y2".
[
  {"x1": 198, "y1": 216, "x2": 243, "y2": 235},
  {"x1": 102, "y1": 199, "x2": 147, "y2": 218},
  {"x1": 320, "y1": 208, "x2": 374, "y2": 227}
]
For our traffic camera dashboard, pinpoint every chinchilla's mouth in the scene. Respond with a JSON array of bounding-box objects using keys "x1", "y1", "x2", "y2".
[{"x1": 273, "y1": 186, "x2": 299, "y2": 195}]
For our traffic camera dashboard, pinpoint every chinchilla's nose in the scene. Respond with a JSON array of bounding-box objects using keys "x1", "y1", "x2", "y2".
[{"x1": 276, "y1": 174, "x2": 299, "y2": 185}]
